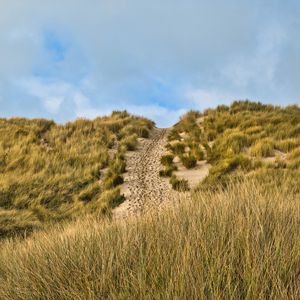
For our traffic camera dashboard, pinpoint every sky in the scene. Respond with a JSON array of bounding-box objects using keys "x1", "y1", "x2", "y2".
[{"x1": 1, "y1": 0, "x2": 300, "y2": 127}]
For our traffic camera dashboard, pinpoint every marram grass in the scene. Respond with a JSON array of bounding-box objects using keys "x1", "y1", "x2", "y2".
[{"x1": 0, "y1": 178, "x2": 299, "y2": 299}]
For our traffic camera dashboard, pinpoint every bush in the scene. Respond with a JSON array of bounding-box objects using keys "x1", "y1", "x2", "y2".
[
  {"x1": 205, "y1": 129, "x2": 217, "y2": 141},
  {"x1": 180, "y1": 154, "x2": 197, "y2": 169},
  {"x1": 159, "y1": 165, "x2": 178, "y2": 177},
  {"x1": 189, "y1": 144, "x2": 205, "y2": 160},
  {"x1": 120, "y1": 134, "x2": 138, "y2": 151},
  {"x1": 103, "y1": 173, "x2": 124, "y2": 190},
  {"x1": 110, "y1": 158, "x2": 126, "y2": 174},
  {"x1": 170, "y1": 175, "x2": 190, "y2": 191},
  {"x1": 209, "y1": 155, "x2": 253, "y2": 179},
  {"x1": 160, "y1": 155, "x2": 174, "y2": 166},
  {"x1": 137, "y1": 127, "x2": 150, "y2": 138},
  {"x1": 168, "y1": 130, "x2": 181, "y2": 141},
  {"x1": 224, "y1": 131, "x2": 250, "y2": 154},
  {"x1": 171, "y1": 142, "x2": 185, "y2": 155}
]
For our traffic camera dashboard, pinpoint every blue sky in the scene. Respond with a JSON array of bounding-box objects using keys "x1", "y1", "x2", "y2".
[{"x1": 1, "y1": 0, "x2": 300, "y2": 127}]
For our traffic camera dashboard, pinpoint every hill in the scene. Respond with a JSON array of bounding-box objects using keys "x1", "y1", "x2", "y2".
[
  {"x1": 0, "y1": 112, "x2": 154, "y2": 238},
  {"x1": 0, "y1": 101, "x2": 299, "y2": 299},
  {"x1": 163, "y1": 101, "x2": 300, "y2": 191}
]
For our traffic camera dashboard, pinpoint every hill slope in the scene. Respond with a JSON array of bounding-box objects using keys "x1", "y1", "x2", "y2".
[
  {"x1": 0, "y1": 111, "x2": 154, "y2": 238},
  {"x1": 0, "y1": 101, "x2": 299, "y2": 299},
  {"x1": 164, "y1": 101, "x2": 300, "y2": 191}
]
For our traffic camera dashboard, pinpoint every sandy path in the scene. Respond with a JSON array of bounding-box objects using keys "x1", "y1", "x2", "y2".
[{"x1": 114, "y1": 128, "x2": 176, "y2": 218}]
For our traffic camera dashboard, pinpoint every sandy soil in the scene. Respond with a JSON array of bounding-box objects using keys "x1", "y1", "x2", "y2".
[
  {"x1": 174, "y1": 160, "x2": 211, "y2": 189},
  {"x1": 114, "y1": 128, "x2": 177, "y2": 218}
]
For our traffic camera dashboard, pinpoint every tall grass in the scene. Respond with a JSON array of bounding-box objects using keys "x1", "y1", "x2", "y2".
[
  {"x1": 0, "y1": 178, "x2": 299, "y2": 299},
  {"x1": 0, "y1": 112, "x2": 154, "y2": 238},
  {"x1": 167, "y1": 101, "x2": 300, "y2": 191}
]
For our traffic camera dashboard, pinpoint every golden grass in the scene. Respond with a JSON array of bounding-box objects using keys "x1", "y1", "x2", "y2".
[
  {"x1": 0, "y1": 112, "x2": 154, "y2": 238},
  {"x1": 167, "y1": 101, "x2": 300, "y2": 190},
  {"x1": 0, "y1": 178, "x2": 299, "y2": 299}
]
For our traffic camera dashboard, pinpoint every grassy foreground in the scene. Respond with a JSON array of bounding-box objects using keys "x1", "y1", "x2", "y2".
[{"x1": 0, "y1": 178, "x2": 299, "y2": 299}]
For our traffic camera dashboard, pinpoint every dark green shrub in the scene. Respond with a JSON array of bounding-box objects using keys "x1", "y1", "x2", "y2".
[
  {"x1": 180, "y1": 155, "x2": 197, "y2": 169},
  {"x1": 138, "y1": 127, "x2": 150, "y2": 138},
  {"x1": 168, "y1": 130, "x2": 181, "y2": 141},
  {"x1": 103, "y1": 173, "x2": 124, "y2": 190},
  {"x1": 169, "y1": 175, "x2": 190, "y2": 192},
  {"x1": 171, "y1": 142, "x2": 185, "y2": 155},
  {"x1": 159, "y1": 165, "x2": 178, "y2": 177},
  {"x1": 160, "y1": 155, "x2": 174, "y2": 166}
]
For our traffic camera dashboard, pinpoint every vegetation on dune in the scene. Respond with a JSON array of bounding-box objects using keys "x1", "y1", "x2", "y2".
[
  {"x1": 0, "y1": 178, "x2": 298, "y2": 299},
  {"x1": 180, "y1": 154, "x2": 197, "y2": 169},
  {"x1": 160, "y1": 154, "x2": 174, "y2": 166},
  {"x1": 0, "y1": 111, "x2": 154, "y2": 238},
  {"x1": 169, "y1": 175, "x2": 190, "y2": 191},
  {"x1": 0, "y1": 100, "x2": 299, "y2": 299},
  {"x1": 167, "y1": 100, "x2": 300, "y2": 190}
]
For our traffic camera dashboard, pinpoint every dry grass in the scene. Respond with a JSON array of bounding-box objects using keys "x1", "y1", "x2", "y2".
[
  {"x1": 168, "y1": 101, "x2": 300, "y2": 190},
  {"x1": 0, "y1": 178, "x2": 299, "y2": 299},
  {"x1": 0, "y1": 112, "x2": 154, "y2": 238}
]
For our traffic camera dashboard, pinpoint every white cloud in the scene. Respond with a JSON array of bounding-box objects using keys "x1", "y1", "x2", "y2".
[
  {"x1": 44, "y1": 97, "x2": 64, "y2": 113},
  {"x1": 184, "y1": 87, "x2": 240, "y2": 109},
  {"x1": 222, "y1": 25, "x2": 286, "y2": 89},
  {"x1": 1, "y1": 1, "x2": 300, "y2": 124}
]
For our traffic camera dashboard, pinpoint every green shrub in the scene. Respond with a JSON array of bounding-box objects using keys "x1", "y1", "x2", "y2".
[
  {"x1": 189, "y1": 144, "x2": 205, "y2": 160},
  {"x1": 159, "y1": 165, "x2": 178, "y2": 177},
  {"x1": 209, "y1": 155, "x2": 253, "y2": 178},
  {"x1": 103, "y1": 173, "x2": 124, "y2": 190},
  {"x1": 168, "y1": 130, "x2": 181, "y2": 141},
  {"x1": 137, "y1": 127, "x2": 150, "y2": 138},
  {"x1": 110, "y1": 158, "x2": 126, "y2": 174},
  {"x1": 171, "y1": 142, "x2": 185, "y2": 155},
  {"x1": 180, "y1": 154, "x2": 197, "y2": 169},
  {"x1": 205, "y1": 129, "x2": 217, "y2": 141},
  {"x1": 224, "y1": 131, "x2": 250, "y2": 154},
  {"x1": 275, "y1": 139, "x2": 300, "y2": 152},
  {"x1": 160, "y1": 155, "x2": 174, "y2": 166},
  {"x1": 245, "y1": 126, "x2": 263, "y2": 135},
  {"x1": 169, "y1": 175, "x2": 190, "y2": 191},
  {"x1": 120, "y1": 134, "x2": 138, "y2": 151}
]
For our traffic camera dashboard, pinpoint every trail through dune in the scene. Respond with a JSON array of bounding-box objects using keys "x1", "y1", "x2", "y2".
[{"x1": 114, "y1": 128, "x2": 177, "y2": 218}]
